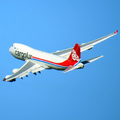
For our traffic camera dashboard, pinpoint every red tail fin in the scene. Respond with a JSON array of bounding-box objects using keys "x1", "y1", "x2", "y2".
[{"x1": 68, "y1": 43, "x2": 81, "y2": 63}]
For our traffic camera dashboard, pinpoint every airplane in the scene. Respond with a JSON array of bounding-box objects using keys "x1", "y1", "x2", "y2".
[{"x1": 3, "y1": 30, "x2": 118, "y2": 82}]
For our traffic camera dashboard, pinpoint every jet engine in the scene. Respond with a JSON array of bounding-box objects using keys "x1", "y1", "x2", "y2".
[
  {"x1": 76, "y1": 63, "x2": 84, "y2": 69},
  {"x1": 12, "y1": 69, "x2": 19, "y2": 74}
]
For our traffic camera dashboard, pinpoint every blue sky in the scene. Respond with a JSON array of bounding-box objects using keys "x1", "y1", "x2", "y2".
[{"x1": 0, "y1": 0, "x2": 120, "y2": 120}]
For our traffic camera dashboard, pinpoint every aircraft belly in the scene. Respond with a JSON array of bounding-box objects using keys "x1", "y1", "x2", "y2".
[
  {"x1": 47, "y1": 63, "x2": 66, "y2": 70},
  {"x1": 32, "y1": 59, "x2": 66, "y2": 70}
]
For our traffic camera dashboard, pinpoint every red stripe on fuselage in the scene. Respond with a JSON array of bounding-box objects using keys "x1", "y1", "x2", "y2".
[{"x1": 32, "y1": 56, "x2": 77, "y2": 67}]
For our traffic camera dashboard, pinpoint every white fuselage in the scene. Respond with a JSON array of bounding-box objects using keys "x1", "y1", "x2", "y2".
[{"x1": 9, "y1": 43, "x2": 69, "y2": 70}]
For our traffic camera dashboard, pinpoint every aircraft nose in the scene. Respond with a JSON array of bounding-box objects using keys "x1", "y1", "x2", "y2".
[
  {"x1": 9, "y1": 46, "x2": 14, "y2": 55},
  {"x1": 9, "y1": 46, "x2": 12, "y2": 52}
]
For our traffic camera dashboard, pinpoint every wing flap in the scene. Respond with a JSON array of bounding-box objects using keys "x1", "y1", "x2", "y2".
[{"x1": 30, "y1": 66, "x2": 44, "y2": 73}]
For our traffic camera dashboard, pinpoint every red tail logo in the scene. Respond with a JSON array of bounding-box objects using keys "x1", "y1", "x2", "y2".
[{"x1": 68, "y1": 43, "x2": 81, "y2": 63}]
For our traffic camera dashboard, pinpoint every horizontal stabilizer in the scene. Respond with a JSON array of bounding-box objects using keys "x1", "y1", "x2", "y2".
[
  {"x1": 63, "y1": 65, "x2": 75, "y2": 73},
  {"x1": 81, "y1": 55, "x2": 103, "y2": 65},
  {"x1": 63, "y1": 63, "x2": 84, "y2": 73}
]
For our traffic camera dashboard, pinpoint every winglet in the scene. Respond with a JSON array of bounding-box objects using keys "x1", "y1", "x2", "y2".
[{"x1": 114, "y1": 30, "x2": 118, "y2": 34}]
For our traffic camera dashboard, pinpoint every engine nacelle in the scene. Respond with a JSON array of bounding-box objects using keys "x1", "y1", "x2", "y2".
[
  {"x1": 12, "y1": 69, "x2": 19, "y2": 74},
  {"x1": 9, "y1": 79, "x2": 16, "y2": 82},
  {"x1": 76, "y1": 63, "x2": 84, "y2": 69}
]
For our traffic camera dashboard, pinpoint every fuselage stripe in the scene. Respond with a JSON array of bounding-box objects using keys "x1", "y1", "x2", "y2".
[{"x1": 32, "y1": 56, "x2": 68, "y2": 68}]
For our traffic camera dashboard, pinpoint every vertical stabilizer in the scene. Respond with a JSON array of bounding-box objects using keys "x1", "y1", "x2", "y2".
[{"x1": 67, "y1": 43, "x2": 81, "y2": 63}]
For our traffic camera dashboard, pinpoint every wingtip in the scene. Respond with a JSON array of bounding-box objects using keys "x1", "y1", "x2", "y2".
[
  {"x1": 3, "y1": 78, "x2": 6, "y2": 81},
  {"x1": 114, "y1": 30, "x2": 118, "y2": 34}
]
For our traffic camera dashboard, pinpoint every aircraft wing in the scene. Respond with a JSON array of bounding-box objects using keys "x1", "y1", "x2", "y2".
[
  {"x1": 80, "y1": 30, "x2": 118, "y2": 52},
  {"x1": 3, "y1": 60, "x2": 48, "y2": 82},
  {"x1": 53, "y1": 30, "x2": 118, "y2": 58}
]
